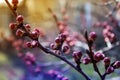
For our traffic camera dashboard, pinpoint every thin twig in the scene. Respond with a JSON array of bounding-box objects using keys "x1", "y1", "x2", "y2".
[
  {"x1": 5, "y1": 0, "x2": 17, "y2": 17},
  {"x1": 85, "y1": 31, "x2": 103, "y2": 79}
]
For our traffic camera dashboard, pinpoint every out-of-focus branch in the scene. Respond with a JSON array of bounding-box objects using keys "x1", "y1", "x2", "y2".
[
  {"x1": 92, "y1": 1, "x2": 114, "y2": 6},
  {"x1": 97, "y1": 41, "x2": 120, "y2": 53}
]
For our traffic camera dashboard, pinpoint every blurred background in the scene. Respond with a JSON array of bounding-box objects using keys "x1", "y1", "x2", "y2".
[{"x1": 0, "y1": 0, "x2": 120, "y2": 80}]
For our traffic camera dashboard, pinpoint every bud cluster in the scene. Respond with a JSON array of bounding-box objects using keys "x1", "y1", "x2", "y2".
[
  {"x1": 50, "y1": 33, "x2": 70, "y2": 55},
  {"x1": 47, "y1": 70, "x2": 69, "y2": 80},
  {"x1": 12, "y1": 39, "x2": 23, "y2": 51},
  {"x1": 18, "y1": 52, "x2": 42, "y2": 77},
  {"x1": 26, "y1": 40, "x2": 39, "y2": 48},
  {"x1": 93, "y1": 19, "x2": 116, "y2": 43},
  {"x1": 84, "y1": 31, "x2": 120, "y2": 75},
  {"x1": 72, "y1": 50, "x2": 92, "y2": 65},
  {"x1": 103, "y1": 24, "x2": 116, "y2": 43},
  {"x1": 8, "y1": 15, "x2": 46, "y2": 50},
  {"x1": 51, "y1": 8, "x2": 84, "y2": 47},
  {"x1": 9, "y1": 15, "x2": 43, "y2": 40},
  {"x1": 105, "y1": 60, "x2": 120, "y2": 74},
  {"x1": 4, "y1": 35, "x2": 24, "y2": 51},
  {"x1": 18, "y1": 52, "x2": 36, "y2": 66}
]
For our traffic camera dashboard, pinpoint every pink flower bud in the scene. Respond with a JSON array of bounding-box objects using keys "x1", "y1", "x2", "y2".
[
  {"x1": 60, "y1": 33, "x2": 67, "y2": 41},
  {"x1": 104, "y1": 57, "x2": 110, "y2": 66},
  {"x1": 72, "y1": 51, "x2": 82, "y2": 61},
  {"x1": 31, "y1": 41, "x2": 38, "y2": 47},
  {"x1": 24, "y1": 24, "x2": 31, "y2": 31},
  {"x1": 62, "y1": 77, "x2": 69, "y2": 80},
  {"x1": 82, "y1": 57, "x2": 91, "y2": 64},
  {"x1": 106, "y1": 66, "x2": 114, "y2": 74},
  {"x1": 50, "y1": 43, "x2": 59, "y2": 50},
  {"x1": 113, "y1": 61, "x2": 120, "y2": 69},
  {"x1": 26, "y1": 42, "x2": 32, "y2": 48},
  {"x1": 55, "y1": 37, "x2": 61, "y2": 44},
  {"x1": 16, "y1": 29, "x2": 24, "y2": 37},
  {"x1": 89, "y1": 32, "x2": 97, "y2": 41},
  {"x1": 30, "y1": 30, "x2": 39, "y2": 39},
  {"x1": 33, "y1": 28, "x2": 40, "y2": 34},
  {"x1": 9, "y1": 23, "x2": 17, "y2": 30},
  {"x1": 16, "y1": 15, "x2": 24, "y2": 23},
  {"x1": 62, "y1": 45, "x2": 70, "y2": 53},
  {"x1": 94, "y1": 52, "x2": 105, "y2": 61},
  {"x1": 34, "y1": 67, "x2": 41, "y2": 73}
]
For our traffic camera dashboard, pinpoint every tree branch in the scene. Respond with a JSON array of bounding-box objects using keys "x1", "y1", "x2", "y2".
[{"x1": 5, "y1": 1, "x2": 91, "y2": 80}]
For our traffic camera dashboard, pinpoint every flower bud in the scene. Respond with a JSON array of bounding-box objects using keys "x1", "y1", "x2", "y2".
[
  {"x1": 102, "y1": 21, "x2": 108, "y2": 28},
  {"x1": 72, "y1": 51, "x2": 82, "y2": 61},
  {"x1": 57, "y1": 75, "x2": 63, "y2": 80},
  {"x1": 16, "y1": 29, "x2": 24, "y2": 37},
  {"x1": 9, "y1": 23, "x2": 17, "y2": 30},
  {"x1": 55, "y1": 37, "x2": 61, "y2": 44},
  {"x1": 62, "y1": 45, "x2": 70, "y2": 53},
  {"x1": 33, "y1": 28, "x2": 40, "y2": 34},
  {"x1": 104, "y1": 57, "x2": 110, "y2": 66},
  {"x1": 34, "y1": 67, "x2": 41, "y2": 74},
  {"x1": 60, "y1": 33, "x2": 67, "y2": 41},
  {"x1": 30, "y1": 30, "x2": 39, "y2": 39},
  {"x1": 62, "y1": 77, "x2": 69, "y2": 80},
  {"x1": 25, "y1": 52, "x2": 36, "y2": 62},
  {"x1": 58, "y1": 24, "x2": 65, "y2": 31},
  {"x1": 26, "y1": 42, "x2": 32, "y2": 48},
  {"x1": 31, "y1": 41, "x2": 39, "y2": 48},
  {"x1": 25, "y1": 61, "x2": 32, "y2": 66},
  {"x1": 106, "y1": 66, "x2": 114, "y2": 74},
  {"x1": 113, "y1": 61, "x2": 120, "y2": 69},
  {"x1": 82, "y1": 57, "x2": 91, "y2": 64},
  {"x1": 16, "y1": 15, "x2": 24, "y2": 23},
  {"x1": 24, "y1": 24, "x2": 31, "y2": 31},
  {"x1": 89, "y1": 32, "x2": 97, "y2": 41},
  {"x1": 94, "y1": 52, "x2": 105, "y2": 61},
  {"x1": 50, "y1": 43, "x2": 59, "y2": 50},
  {"x1": 47, "y1": 70, "x2": 58, "y2": 78}
]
